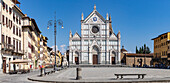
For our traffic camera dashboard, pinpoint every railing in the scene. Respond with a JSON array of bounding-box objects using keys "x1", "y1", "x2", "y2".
[
  {"x1": 1, "y1": 43, "x2": 14, "y2": 50},
  {"x1": 1, "y1": 43, "x2": 6, "y2": 49},
  {"x1": 18, "y1": 50, "x2": 23, "y2": 53},
  {"x1": 9, "y1": 44, "x2": 14, "y2": 50}
]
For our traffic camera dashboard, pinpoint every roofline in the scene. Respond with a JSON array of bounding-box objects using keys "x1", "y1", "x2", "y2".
[
  {"x1": 45, "y1": 37, "x2": 48, "y2": 40},
  {"x1": 83, "y1": 10, "x2": 94, "y2": 22},
  {"x1": 31, "y1": 19, "x2": 41, "y2": 33},
  {"x1": 22, "y1": 16, "x2": 30, "y2": 20},
  {"x1": 75, "y1": 32, "x2": 81, "y2": 37},
  {"x1": 151, "y1": 32, "x2": 170, "y2": 40},
  {"x1": 13, "y1": 5, "x2": 24, "y2": 16},
  {"x1": 47, "y1": 47, "x2": 53, "y2": 51},
  {"x1": 96, "y1": 10, "x2": 106, "y2": 21},
  {"x1": 12, "y1": 0, "x2": 20, "y2": 4},
  {"x1": 125, "y1": 53, "x2": 153, "y2": 57},
  {"x1": 22, "y1": 26, "x2": 33, "y2": 31},
  {"x1": 84, "y1": 10, "x2": 106, "y2": 23}
]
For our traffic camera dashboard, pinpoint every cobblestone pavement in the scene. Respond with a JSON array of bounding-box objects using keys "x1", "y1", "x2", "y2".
[
  {"x1": 28, "y1": 67, "x2": 170, "y2": 82},
  {"x1": 0, "y1": 69, "x2": 53, "y2": 83}
]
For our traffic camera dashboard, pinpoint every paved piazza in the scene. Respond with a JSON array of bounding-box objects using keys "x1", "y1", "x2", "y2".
[
  {"x1": 2, "y1": 67, "x2": 170, "y2": 83},
  {"x1": 28, "y1": 67, "x2": 170, "y2": 82},
  {"x1": 0, "y1": 69, "x2": 41, "y2": 83},
  {"x1": 59, "y1": 67, "x2": 170, "y2": 79}
]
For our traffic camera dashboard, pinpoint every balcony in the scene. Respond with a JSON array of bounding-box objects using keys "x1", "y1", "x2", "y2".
[
  {"x1": 1, "y1": 43, "x2": 14, "y2": 51},
  {"x1": 1, "y1": 43, "x2": 15, "y2": 55},
  {"x1": 161, "y1": 55, "x2": 167, "y2": 59},
  {"x1": 12, "y1": 50, "x2": 24, "y2": 56}
]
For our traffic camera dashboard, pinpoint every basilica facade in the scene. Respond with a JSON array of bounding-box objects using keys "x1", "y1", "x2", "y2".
[{"x1": 69, "y1": 5, "x2": 121, "y2": 65}]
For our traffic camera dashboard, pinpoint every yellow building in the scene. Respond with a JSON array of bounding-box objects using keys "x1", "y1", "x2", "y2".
[
  {"x1": 43, "y1": 36, "x2": 48, "y2": 64},
  {"x1": 51, "y1": 51, "x2": 62, "y2": 66},
  {"x1": 39, "y1": 35, "x2": 49, "y2": 65},
  {"x1": 152, "y1": 32, "x2": 170, "y2": 66},
  {"x1": 57, "y1": 51, "x2": 62, "y2": 66},
  {"x1": 168, "y1": 41, "x2": 170, "y2": 59},
  {"x1": 22, "y1": 17, "x2": 41, "y2": 69},
  {"x1": 37, "y1": 33, "x2": 41, "y2": 65}
]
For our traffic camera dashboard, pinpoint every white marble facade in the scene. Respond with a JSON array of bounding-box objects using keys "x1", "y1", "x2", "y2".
[{"x1": 69, "y1": 5, "x2": 121, "y2": 65}]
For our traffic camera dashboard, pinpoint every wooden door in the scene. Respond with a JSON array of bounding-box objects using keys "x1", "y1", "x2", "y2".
[
  {"x1": 3, "y1": 60, "x2": 6, "y2": 73},
  {"x1": 75, "y1": 57, "x2": 78, "y2": 65},
  {"x1": 112, "y1": 57, "x2": 115, "y2": 64},
  {"x1": 93, "y1": 55, "x2": 98, "y2": 64}
]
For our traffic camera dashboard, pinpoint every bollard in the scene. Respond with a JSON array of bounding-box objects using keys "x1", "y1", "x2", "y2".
[
  {"x1": 40, "y1": 68, "x2": 43, "y2": 76},
  {"x1": 44, "y1": 68, "x2": 46, "y2": 75},
  {"x1": 76, "y1": 67, "x2": 82, "y2": 80}
]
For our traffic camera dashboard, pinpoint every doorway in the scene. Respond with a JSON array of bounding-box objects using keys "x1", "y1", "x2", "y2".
[
  {"x1": 3, "y1": 60, "x2": 6, "y2": 73},
  {"x1": 93, "y1": 55, "x2": 98, "y2": 64},
  {"x1": 75, "y1": 57, "x2": 78, "y2": 65},
  {"x1": 112, "y1": 57, "x2": 115, "y2": 64}
]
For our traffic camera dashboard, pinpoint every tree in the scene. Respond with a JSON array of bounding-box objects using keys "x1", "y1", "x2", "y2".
[
  {"x1": 141, "y1": 46, "x2": 144, "y2": 54},
  {"x1": 146, "y1": 46, "x2": 151, "y2": 54},
  {"x1": 136, "y1": 46, "x2": 138, "y2": 53},
  {"x1": 139, "y1": 47, "x2": 142, "y2": 54},
  {"x1": 136, "y1": 44, "x2": 151, "y2": 54},
  {"x1": 144, "y1": 44, "x2": 146, "y2": 54}
]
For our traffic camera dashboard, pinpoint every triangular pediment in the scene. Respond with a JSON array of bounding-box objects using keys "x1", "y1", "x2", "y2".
[
  {"x1": 84, "y1": 10, "x2": 105, "y2": 24},
  {"x1": 90, "y1": 40, "x2": 100, "y2": 47},
  {"x1": 72, "y1": 32, "x2": 81, "y2": 39},
  {"x1": 109, "y1": 33, "x2": 118, "y2": 40},
  {"x1": 89, "y1": 40, "x2": 101, "y2": 52}
]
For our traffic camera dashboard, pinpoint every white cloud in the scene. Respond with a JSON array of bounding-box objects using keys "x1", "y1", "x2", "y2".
[
  {"x1": 128, "y1": 51, "x2": 135, "y2": 53},
  {"x1": 60, "y1": 45, "x2": 66, "y2": 48},
  {"x1": 51, "y1": 45, "x2": 66, "y2": 54},
  {"x1": 60, "y1": 44, "x2": 66, "y2": 54},
  {"x1": 51, "y1": 45, "x2": 58, "y2": 52}
]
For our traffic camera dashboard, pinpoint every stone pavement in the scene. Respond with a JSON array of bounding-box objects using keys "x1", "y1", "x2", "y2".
[
  {"x1": 28, "y1": 67, "x2": 170, "y2": 83},
  {"x1": 0, "y1": 68, "x2": 53, "y2": 83}
]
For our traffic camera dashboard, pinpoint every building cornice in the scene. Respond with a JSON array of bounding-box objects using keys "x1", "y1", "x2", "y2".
[{"x1": 22, "y1": 26, "x2": 33, "y2": 31}]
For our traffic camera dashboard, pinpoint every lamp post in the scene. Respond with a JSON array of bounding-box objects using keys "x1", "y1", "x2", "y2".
[{"x1": 47, "y1": 12, "x2": 64, "y2": 70}]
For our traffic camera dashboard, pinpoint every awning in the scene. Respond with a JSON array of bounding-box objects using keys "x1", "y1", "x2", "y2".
[
  {"x1": 45, "y1": 63, "x2": 54, "y2": 65},
  {"x1": 10, "y1": 59, "x2": 32, "y2": 64}
]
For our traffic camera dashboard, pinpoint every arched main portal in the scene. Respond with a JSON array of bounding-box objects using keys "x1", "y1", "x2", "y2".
[
  {"x1": 111, "y1": 51, "x2": 116, "y2": 64},
  {"x1": 74, "y1": 51, "x2": 79, "y2": 65},
  {"x1": 92, "y1": 46, "x2": 99, "y2": 64}
]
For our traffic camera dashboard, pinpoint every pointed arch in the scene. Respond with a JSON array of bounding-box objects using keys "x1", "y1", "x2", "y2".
[
  {"x1": 89, "y1": 40, "x2": 101, "y2": 52},
  {"x1": 110, "y1": 49, "x2": 117, "y2": 64}
]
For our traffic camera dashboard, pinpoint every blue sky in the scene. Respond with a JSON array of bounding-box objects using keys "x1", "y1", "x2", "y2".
[{"x1": 19, "y1": 0, "x2": 170, "y2": 53}]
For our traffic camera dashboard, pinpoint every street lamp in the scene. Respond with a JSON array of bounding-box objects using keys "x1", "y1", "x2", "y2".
[{"x1": 47, "y1": 12, "x2": 64, "y2": 70}]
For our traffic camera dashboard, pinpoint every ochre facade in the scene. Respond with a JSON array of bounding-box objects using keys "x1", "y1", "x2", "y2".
[
  {"x1": 152, "y1": 32, "x2": 170, "y2": 66},
  {"x1": 124, "y1": 53, "x2": 153, "y2": 67}
]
